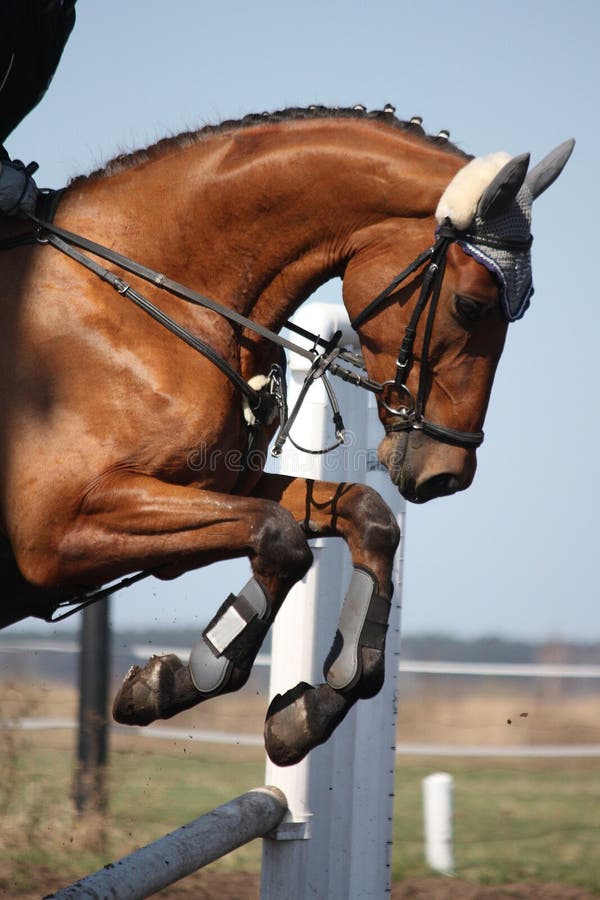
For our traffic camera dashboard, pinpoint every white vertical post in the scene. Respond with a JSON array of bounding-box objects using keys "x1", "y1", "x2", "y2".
[
  {"x1": 422, "y1": 772, "x2": 454, "y2": 876},
  {"x1": 261, "y1": 302, "x2": 405, "y2": 900}
]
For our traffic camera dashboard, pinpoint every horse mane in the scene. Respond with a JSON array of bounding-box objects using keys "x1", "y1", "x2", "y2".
[{"x1": 70, "y1": 105, "x2": 470, "y2": 186}]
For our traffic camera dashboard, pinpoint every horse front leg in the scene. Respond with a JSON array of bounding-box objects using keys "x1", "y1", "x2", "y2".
[
  {"x1": 249, "y1": 474, "x2": 400, "y2": 766},
  {"x1": 111, "y1": 495, "x2": 312, "y2": 726},
  {"x1": 19, "y1": 472, "x2": 313, "y2": 727}
]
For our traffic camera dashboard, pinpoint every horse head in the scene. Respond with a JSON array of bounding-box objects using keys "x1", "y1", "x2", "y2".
[{"x1": 343, "y1": 139, "x2": 574, "y2": 503}]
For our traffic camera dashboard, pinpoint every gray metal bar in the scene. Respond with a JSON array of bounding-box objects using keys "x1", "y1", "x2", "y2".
[{"x1": 47, "y1": 786, "x2": 288, "y2": 899}]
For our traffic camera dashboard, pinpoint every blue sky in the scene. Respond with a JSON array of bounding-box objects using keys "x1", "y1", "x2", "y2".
[{"x1": 6, "y1": 0, "x2": 599, "y2": 641}]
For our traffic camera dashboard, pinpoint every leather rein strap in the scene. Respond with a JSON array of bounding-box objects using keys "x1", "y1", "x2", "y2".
[{"x1": 24, "y1": 215, "x2": 381, "y2": 436}]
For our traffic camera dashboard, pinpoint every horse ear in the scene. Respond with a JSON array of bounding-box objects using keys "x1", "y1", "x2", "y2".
[
  {"x1": 525, "y1": 139, "x2": 575, "y2": 200},
  {"x1": 476, "y1": 153, "x2": 530, "y2": 221}
]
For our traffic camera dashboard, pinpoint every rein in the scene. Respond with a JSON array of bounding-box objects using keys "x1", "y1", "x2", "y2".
[
  {"x1": 8, "y1": 211, "x2": 515, "y2": 456},
  {"x1": 22, "y1": 214, "x2": 381, "y2": 455}
]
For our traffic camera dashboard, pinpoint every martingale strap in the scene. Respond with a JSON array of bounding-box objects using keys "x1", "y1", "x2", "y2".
[{"x1": 271, "y1": 332, "x2": 347, "y2": 457}]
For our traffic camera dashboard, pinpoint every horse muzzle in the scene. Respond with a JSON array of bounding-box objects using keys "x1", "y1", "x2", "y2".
[{"x1": 378, "y1": 431, "x2": 477, "y2": 504}]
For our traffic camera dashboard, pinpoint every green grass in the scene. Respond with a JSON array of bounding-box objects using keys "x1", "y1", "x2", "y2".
[
  {"x1": 108, "y1": 744, "x2": 267, "y2": 873},
  {"x1": 0, "y1": 738, "x2": 267, "y2": 892},
  {"x1": 1, "y1": 738, "x2": 599, "y2": 894},
  {"x1": 393, "y1": 757, "x2": 600, "y2": 891}
]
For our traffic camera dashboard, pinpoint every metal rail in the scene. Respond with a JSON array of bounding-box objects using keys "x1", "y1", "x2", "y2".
[{"x1": 46, "y1": 786, "x2": 288, "y2": 900}]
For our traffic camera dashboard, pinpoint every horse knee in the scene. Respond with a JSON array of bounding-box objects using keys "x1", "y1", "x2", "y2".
[
  {"x1": 351, "y1": 487, "x2": 400, "y2": 556},
  {"x1": 253, "y1": 505, "x2": 313, "y2": 583}
]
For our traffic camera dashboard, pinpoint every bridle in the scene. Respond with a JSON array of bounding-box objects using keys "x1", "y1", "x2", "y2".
[
  {"x1": 350, "y1": 221, "x2": 531, "y2": 451},
  {"x1": 350, "y1": 224, "x2": 485, "y2": 450}
]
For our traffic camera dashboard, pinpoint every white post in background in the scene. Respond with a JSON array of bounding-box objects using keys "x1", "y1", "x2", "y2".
[
  {"x1": 422, "y1": 773, "x2": 454, "y2": 876},
  {"x1": 261, "y1": 302, "x2": 406, "y2": 900}
]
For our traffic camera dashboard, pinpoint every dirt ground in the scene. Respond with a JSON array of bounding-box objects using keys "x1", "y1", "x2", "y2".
[{"x1": 14, "y1": 870, "x2": 597, "y2": 900}]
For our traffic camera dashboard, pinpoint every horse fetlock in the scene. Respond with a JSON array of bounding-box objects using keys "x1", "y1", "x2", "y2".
[
  {"x1": 189, "y1": 577, "x2": 272, "y2": 695},
  {"x1": 323, "y1": 565, "x2": 389, "y2": 695}
]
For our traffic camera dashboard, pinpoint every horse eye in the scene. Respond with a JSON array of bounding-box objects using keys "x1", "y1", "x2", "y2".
[{"x1": 455, "y1": 295, "x2": 484, "y2": 323}]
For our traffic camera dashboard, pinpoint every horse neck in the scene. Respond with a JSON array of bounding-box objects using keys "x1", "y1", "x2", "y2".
[
  {"x1": 77, "y1": 119, "x2": 464, "y2": 333},
  {"x1": 185, "y1": 119, "x2": 464, "y2": 328}
]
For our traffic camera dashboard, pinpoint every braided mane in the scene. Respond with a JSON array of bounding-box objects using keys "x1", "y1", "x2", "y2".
[{"x1": 72, "y1": 104, "x2": 469, "y2": 185}]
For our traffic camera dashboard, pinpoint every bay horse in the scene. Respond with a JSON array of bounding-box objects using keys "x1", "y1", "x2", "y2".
[{"x1": 0, "y1": 107, "x2": 573, "y2": 765}]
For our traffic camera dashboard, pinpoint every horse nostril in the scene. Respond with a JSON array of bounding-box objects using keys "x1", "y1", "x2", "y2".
[{"x1": 417, "y1": 473, "x2": 461, "y2": 502}]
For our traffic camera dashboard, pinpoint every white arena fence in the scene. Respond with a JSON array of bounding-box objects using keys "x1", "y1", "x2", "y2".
[
  {"x1": 6, "y1": 718, "x2": 600, "y2": 759},
  {"x1": 3, "y1": 645, "x2": 600, "y2": 762},
  {"x1": 46, "y1": 786, "x2": 288, "y2": 900},
  {"x1": 3, "y1": 640, "x2": 600, "y2": 680}
]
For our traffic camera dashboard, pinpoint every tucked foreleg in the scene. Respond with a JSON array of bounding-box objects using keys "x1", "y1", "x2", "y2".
[
  {"x1": 248, "y1": 475, "x2": 400, "y2": 765},
  {"x1": 15, "y1": 471, "x2": 313, "y2": 726}
]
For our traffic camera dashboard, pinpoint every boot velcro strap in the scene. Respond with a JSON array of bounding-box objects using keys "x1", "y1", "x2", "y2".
[
  {"x1": 221, "y1": 616, "x2": 270, "y2": 662},
  {"x1": 355, "y1": 593, "x2": 390, "y2": 650},
  {"x1": 358, "y1": 617, "x2": 389, "y2": 651},
  {"x1": 366, "y1": 592, "x2": 391, "y2": 623},
  {"x1": 203, "y1": 592, "x2": 260, "y2": 657}
]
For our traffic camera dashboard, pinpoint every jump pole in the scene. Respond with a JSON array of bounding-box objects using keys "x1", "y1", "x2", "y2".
[
  {"x1": 46, "y1": 786, "x2": 287, "y2": 900},
  {"x1": 262, "y1": 302, "x2": 405, "y2": 900}
]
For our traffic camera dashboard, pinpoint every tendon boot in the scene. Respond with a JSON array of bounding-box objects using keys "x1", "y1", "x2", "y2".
[
  {"x1": 189, "y1": 576, "x2": 272, "y2": 697},
  {"x1": 323, "y1": 566, "x2": 390, "y2": 697},
  {"x1": 113, "y1": 577, "x2": 273, "y2": 726}
]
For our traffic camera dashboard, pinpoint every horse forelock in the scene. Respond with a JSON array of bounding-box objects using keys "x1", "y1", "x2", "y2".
[{"x1": 68, "y1": 105, "x2": 471, "y2": 186}]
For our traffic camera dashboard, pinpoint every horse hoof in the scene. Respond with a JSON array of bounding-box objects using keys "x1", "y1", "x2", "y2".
[
  {"x1": 112, "y1": 654, "x2": 201, "y2": 725},
  {"x1": 264, "y1": 681, "x2": 354, "y2": 767}
]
